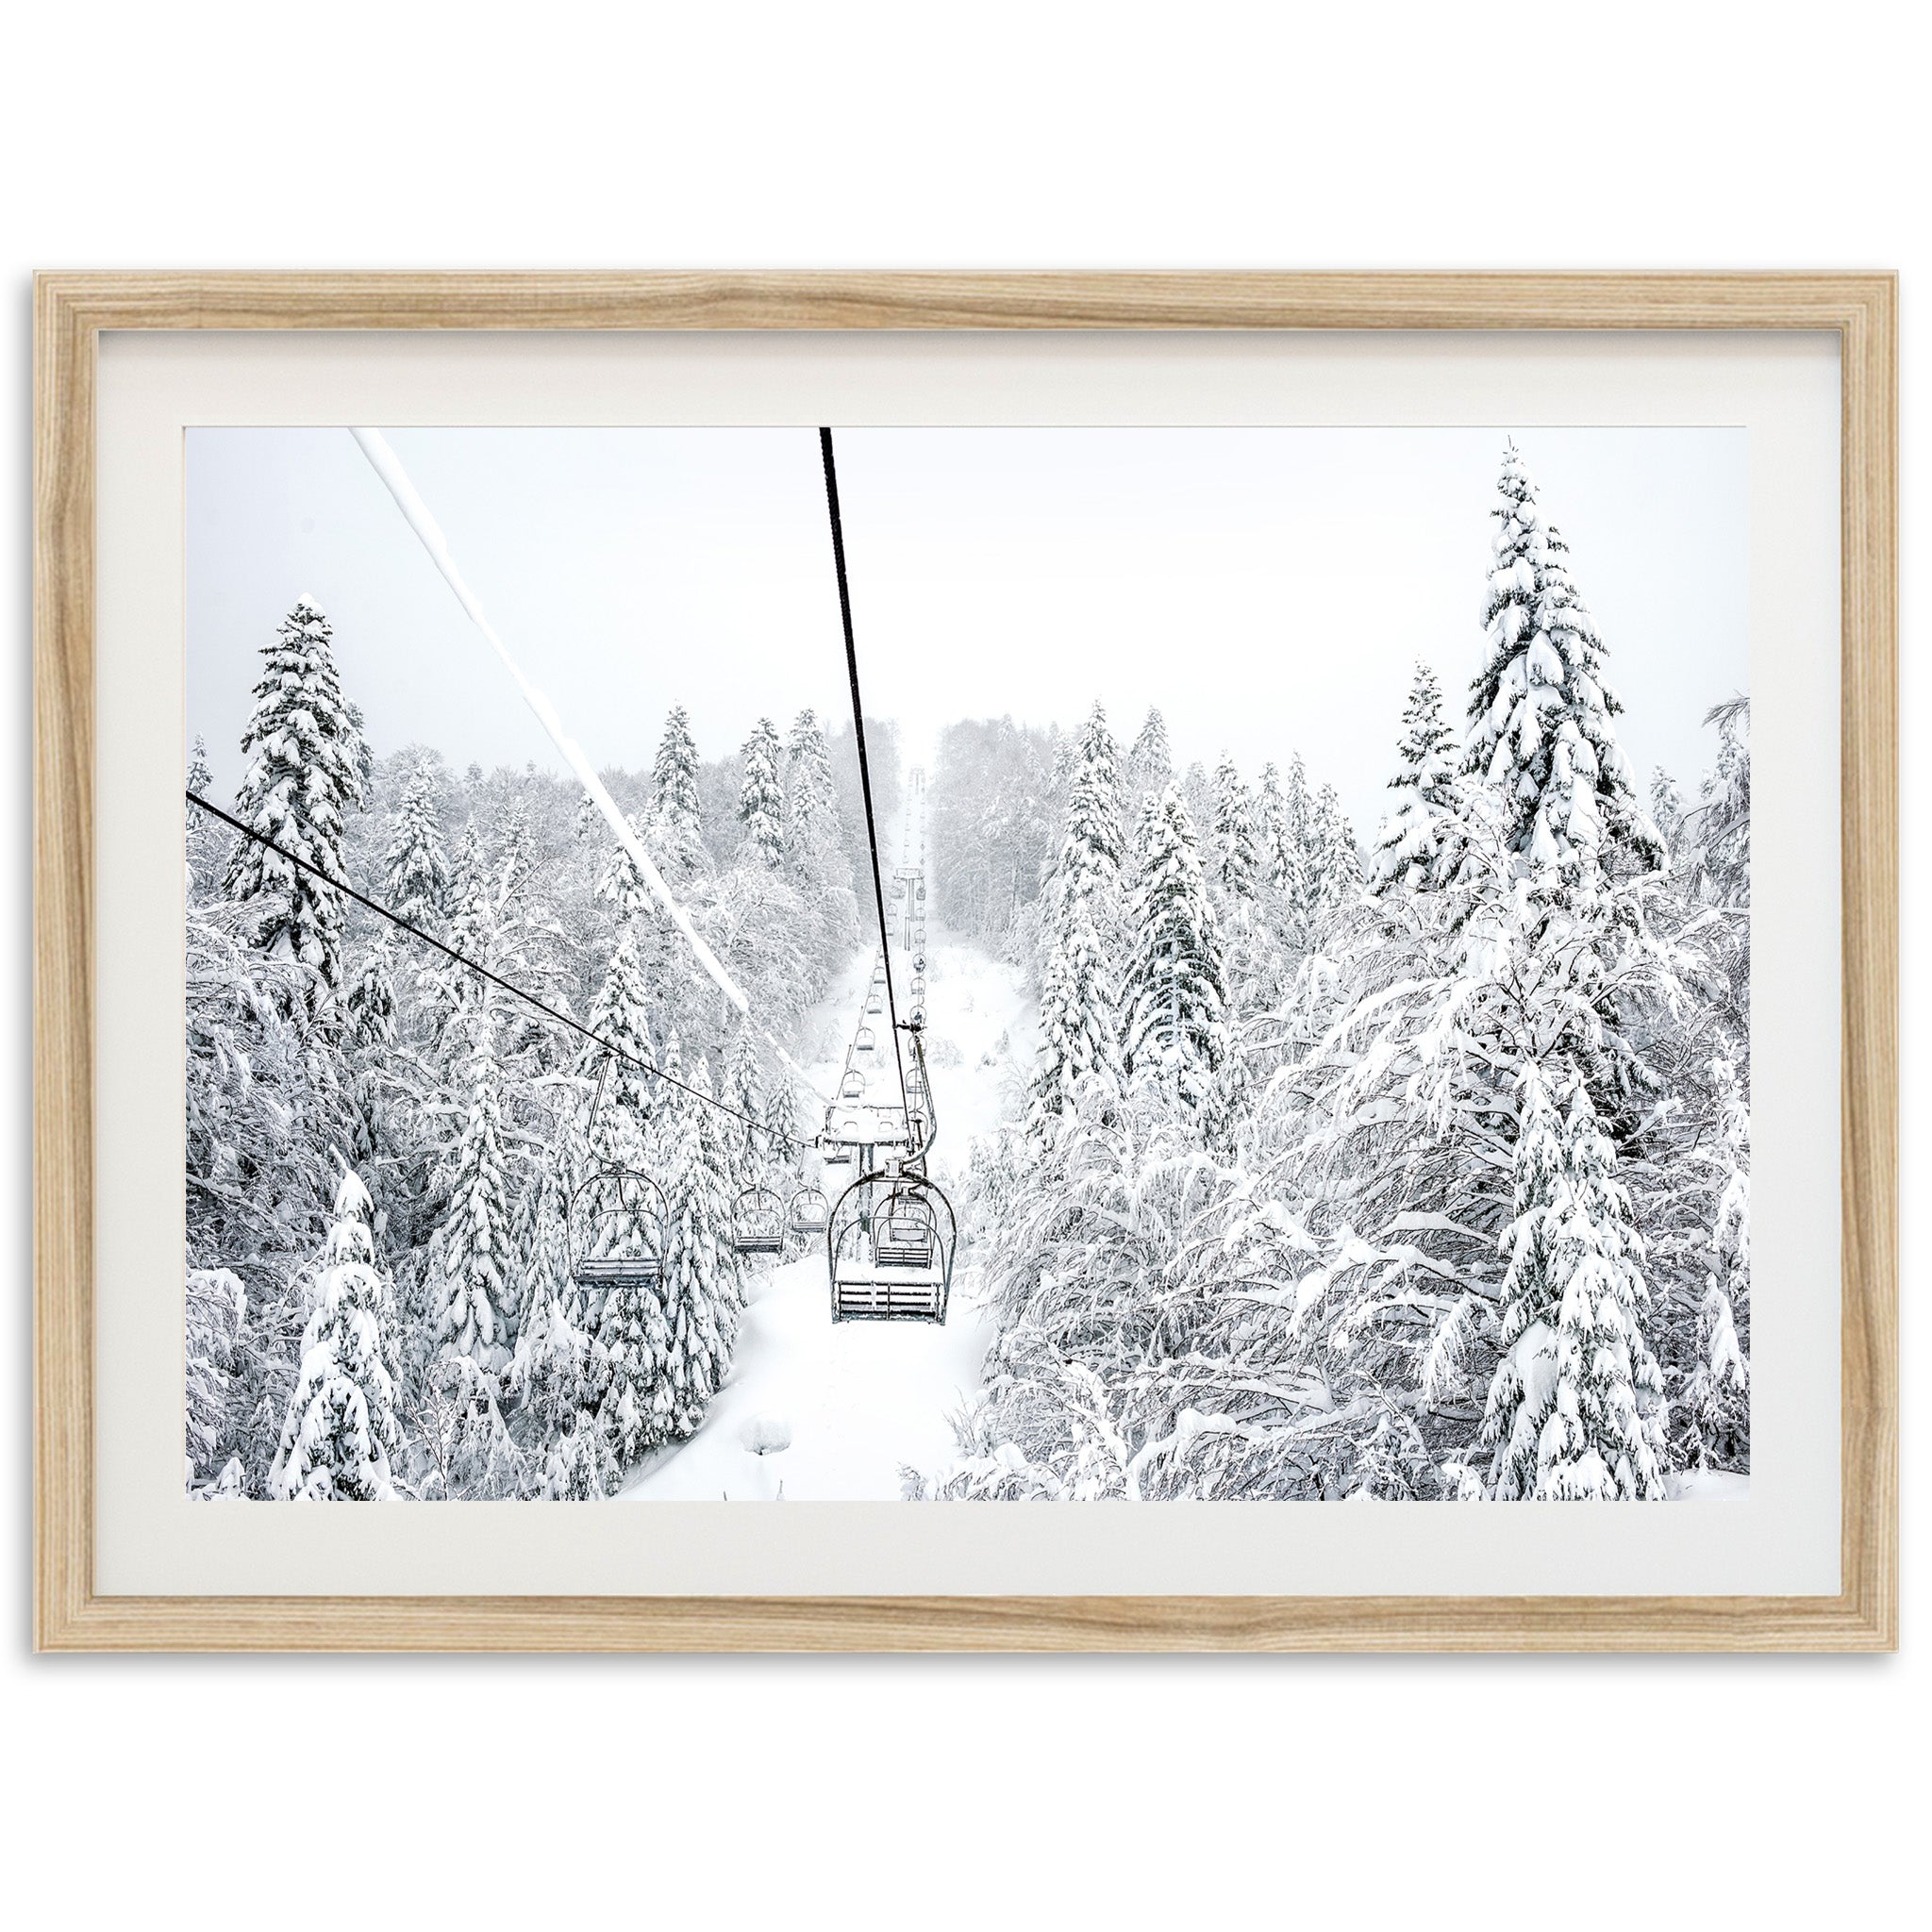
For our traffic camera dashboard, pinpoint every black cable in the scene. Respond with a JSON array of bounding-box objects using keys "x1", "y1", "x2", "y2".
[
  {"x1": 818, "y1": 427, "x2": 916, "y2": 1147},
  {"x1": 188, "y1": 789, "x2": 803, "y2": 1153}
]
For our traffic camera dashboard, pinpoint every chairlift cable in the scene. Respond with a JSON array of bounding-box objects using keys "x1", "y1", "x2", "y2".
[
  {"x1": 188, "y1": 788, "x2": 806, "y2": 1153},
  {"x1": 817, "y1": 426, "x2": 915, "y2": 1141}
]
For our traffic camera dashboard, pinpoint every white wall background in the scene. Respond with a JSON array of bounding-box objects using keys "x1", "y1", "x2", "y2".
[{"x1": 3, "y1": 5, "x2": 1920, "y2": 1925}]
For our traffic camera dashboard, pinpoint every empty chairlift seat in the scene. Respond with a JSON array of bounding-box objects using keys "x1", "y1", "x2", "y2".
[
  {"x1": 731, "y1": 1185, "x2": 786, "y2": 1257},
  {"x1": 568, "y1": 1170, "x2": 668, "y2": 1291},
  {"x1": 789, "y1": 1186, "x2": 830, "y2": 1235},
  {"x1": 840, "y1": 1068, "x2": 866, "y2": 1099},
  {"x1": 827, "y1": 1178, "x2": 956, "y2": 1324}
]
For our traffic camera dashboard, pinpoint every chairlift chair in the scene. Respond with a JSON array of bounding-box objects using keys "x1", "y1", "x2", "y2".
[
  {"x1": 567, "y1": 1169, "x2": 669, "y2": 1294},
  {"x1": 854, "y1": 1024, "x2": 875, "y2": 1052},
  {"x1": 731, "y1": 1184, "x2": 787, "y2": 1257},
  {"x1": 826, "y1": 1171, "x2": 958, "y2": 1324},
  {"x1": 840, "y1": 1068, "x2": 866, "y2": 1099},
  {"x1": 866, "y1": 992, "x2": 884, "y2": 1016},
  {"x1": 788, "y1": 1186, "x2": 830, "y2": 1235}
]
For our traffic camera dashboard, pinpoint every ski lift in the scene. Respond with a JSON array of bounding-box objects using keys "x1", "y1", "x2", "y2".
[
  {"x1": 912, "y1": 954, "x2": 925, "y2": 974},
  {"x1": 865, "y1": 992, "x2": 884, "y2": 1016},
  {"x1": 732, "y1": 1184, "x2": 787, "y2": 1257},
  {"x1": 909, "y1": 1004, "x2": 925, "y2": 1026},
  {"x1": 915, "y1": 883, "x2": 925, "y2": 902},
  {"x1": 789, "y1": 1186, "x2": 830, "y2": 1234},
  {"x1": 854, "y1": 1024, "x2": 876, "y2": 1052},
  {"x1": 826, "y1": 1169, "x2": 957, "y2": 1324},
  {"x1": 840, "y1": 1068, "x2": 866, "y2": 1099},
  {"x1": 567, "y1": 1170, "x2": 668, "y2": 1291},
  {"x1": 913, "y1": 925, "x2": 925, "y2": 945},
  {"x1": 909, "y1": 974, "x2": 925, "y2": 998}
]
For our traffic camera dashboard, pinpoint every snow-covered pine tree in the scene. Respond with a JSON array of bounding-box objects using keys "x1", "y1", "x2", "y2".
[
  {"x1": 1481, "y1": 1060, "x2": 1568, "y2": 1497},
  {"x1": 383, "y1": 759, "x2": 451, "y2": 930},
  {"x1": 1210, "y1": 753, "x2": 1261, "y2": 901},
  {"x1": 1307, "y1": 783, "x2": 1365, "y2": 909},
  {"x1": 224, "y1": 599, "x2": 367, "y2": 1006},
  {"x1": 1372, "y1": 659, "x2": 1460, "y2": 891},
  {"x1": 585, "y1": 918, "x2": 658, "y2": 1170},
  {"x1": 652, "y1": 704, "x2": 705, "y2": 874},
  {"x1": 1127, "y1": 707, "x2": 1174, "y2": 805},
  {"x1": 723, "y1": 1019, "x2": 769, "y2": 1198},
  {"x1": 269, "y1": 1166, "x2": 404, "y2": 1501},
  {"x1": 657, "y1": 1057, "x2": 740, "y2": 1439},
  {"x1": 188, "y1": 734, "x2": 211, "y2": 795},
  {"x1": 446, "y1": 818, "x2": 488, "y2": 959},
  {"x1": 738, "y1": 716, "x2": 787, "y2": 870},
  {"x1": 1122, "y1": 785, "x2": 1230, "y2": 1133},
  {"x1": 1649, "y1": 766, "x2": 1686, "y2": 852},
  {"x1": 431, "y1": 1000, "x2": 515, "y2": 1370},
  {"x1": 1681, "y1": 1037, "x2": 1750, "y2": 1470},
  {"x1": 1277, "y1": 753, "x2": 1318, "y2": 918},
  {"x1": 783, "y1": 707, "x2": 842, "y2": 886},
  {"x1": 505, "y1": 1144, "x2": 610, "y2": 1490},
  {"x1": 1255, "y1": 762, "x2": 1294, "y2": 895},
  {"x1": 341, "y1": 937, "x2": 400, "y2": 1167},
  {"x1": 591, "y1": 1238, "x2": 675, "y2": 1471},
  {"x1": 1483, "y1": 1064, "x2": 1667, "y2": 1500},
  {"x1": 185, "y1": 1267, "x2": 245, "y2": 1487},
  {"x1": 1028, "y1": 703, "x2": 1127, "y2": 1140},
  {"x1": 1461, "y1": 446, "x2": 1661, "y2": 883}
]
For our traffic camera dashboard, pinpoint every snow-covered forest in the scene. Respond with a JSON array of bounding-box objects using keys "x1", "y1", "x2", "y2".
[
  {"x1": 186, "y1": 629, "x2": 894, "y2": 1498},
  {"x1": 920, "y1": 445, "x2": 1751, "y2": 1501},
  {"x1": 185, "y1": 439, "x2": 1747, "y2": 1504}
]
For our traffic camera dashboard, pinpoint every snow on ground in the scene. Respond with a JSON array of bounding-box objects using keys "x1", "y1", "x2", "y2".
[
  {"x1": 1665, "y1": 1469, "x2": 1751, "y2": 1501},
  {"x1": 621, "y1": 915, "x2": 1037, "y2": 1502}
]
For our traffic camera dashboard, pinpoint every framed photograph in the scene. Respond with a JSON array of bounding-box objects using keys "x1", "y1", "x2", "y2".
[{"x1": 34, "y1": 273, "x2": 1896, "y2": 1651}]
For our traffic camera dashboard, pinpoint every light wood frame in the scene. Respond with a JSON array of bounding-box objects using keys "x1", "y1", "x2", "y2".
[{"x1": 33, "y1": 273, "x2": 1898, "y2": 1652}]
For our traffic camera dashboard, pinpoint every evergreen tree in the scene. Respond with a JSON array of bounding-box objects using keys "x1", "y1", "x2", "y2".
[
  {"x1": 723, "y1": 1019, "x2": 769, "y2": 1197},
  {"x1": 652, "y1": 704, "x2": 705, "y2": 873},
  {"x1": 738, "y1": 716, "x2": 787, "y2": 870},
  {"x1": 1682, "y1": 1037, "x2": 1751, "y2": 1470},
  {"x1": 783, "y1": 708, "x2": 842, "y2": 887},
  {"x1": 432, "y1": 1002, "x2": 515, "y2": 1369},
  {"x1": 585, "y1": 919, "x2": 658, "y2": 1168},
  {"x1": 1461, "y1": 446, "x2": 1661, "y2": 882},
  {"x1": 1373, "y1": 660, "x2": 1459, "y2": 891},
  {"x1": 1255, "y1": 762, "x2": 1295, "y2": 893},
  {"x1": 1029, "y1": 704, "x2": 1127, "y2": 1139},
  {"x1": 225, "y1": 599, "x2": 367, "y2": 1003},
  {"x1": 188, "y1": 734, "x2": 212, "y2": 795},
  {"x1": 1277, "y1": 754, "x2": 1317, "y2": 917},
  {"x1": 1127, "y1": 707, "x2": 1174, "y2": 804},
  {"x1": 1122, "y1": 786, "x2": 1230, "y2": 1131},
  {"x1": 342, "y1": 937, "x2": 399, "y2": 1167},
  {"x1": 1307, "y1": 783, "x2": 1364, "y2": 909},
  {"x1": 658, "y1": 1058, "x2": 740, "y2": 1439},
  {"x1": 592, "y1": 1239, "x2": 675, "y2": 1471},
  {"x1": 269, "y1": 1167, "x2": 404, "y2": 1500},
  {"x1": 1484, "y1": 1065, "x2": 1667, "y2": 1499},
  {"x1": 1210, "y1": 753, "x2": 1261, "y2": 900},
  {"x1": 383, "y1": 760, "x2": 451, "y2": 930}
]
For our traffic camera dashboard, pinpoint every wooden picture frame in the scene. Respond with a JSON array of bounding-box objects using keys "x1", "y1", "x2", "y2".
[{"x1": 33, "y1": 272, "x2": 1898, "y2": 1652}]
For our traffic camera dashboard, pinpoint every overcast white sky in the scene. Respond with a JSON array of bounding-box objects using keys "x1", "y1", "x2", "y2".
[{"x1": 187, "y1": 425, "x2": 1747, "y2": 833}]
